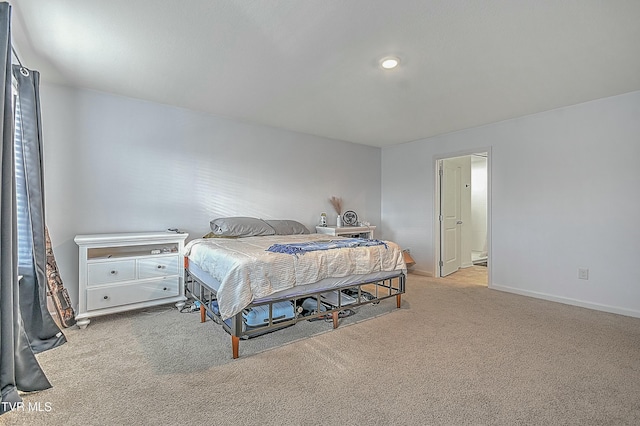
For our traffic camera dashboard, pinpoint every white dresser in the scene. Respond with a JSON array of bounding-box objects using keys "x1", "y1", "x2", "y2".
[{"x1": 74, "y1": 231, "x2": 188, "y2": 329}]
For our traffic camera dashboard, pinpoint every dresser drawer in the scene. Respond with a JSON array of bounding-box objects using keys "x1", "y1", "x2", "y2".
[
  {"x1": 87, "y1": 260, "x2": 136, "y2": 286},
  {"x1": 86, "y1": 277, "x2": 180, "y2": 311},
  {"x1": 138, "y1": 256, "x2": 179, "y2": 279}
]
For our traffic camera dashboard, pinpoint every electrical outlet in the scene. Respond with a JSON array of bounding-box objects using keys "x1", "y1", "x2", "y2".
[{"x1": 578, "y1": 268, "x2": 589, "y2": 280}]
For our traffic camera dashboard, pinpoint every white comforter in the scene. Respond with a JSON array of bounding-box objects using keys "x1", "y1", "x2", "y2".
[{"x1": 183, "y1": 234, "x2": 406, "y2": 320}]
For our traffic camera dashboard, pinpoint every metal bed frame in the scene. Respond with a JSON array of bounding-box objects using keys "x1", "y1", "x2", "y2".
[{"x1": 184, "y1": 257, "x2": 405, "y2": 358}]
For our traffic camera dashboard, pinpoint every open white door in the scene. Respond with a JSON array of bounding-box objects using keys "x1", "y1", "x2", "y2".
[{"x1": 440, "y1": 159, "x2": 462, "y2": 277}]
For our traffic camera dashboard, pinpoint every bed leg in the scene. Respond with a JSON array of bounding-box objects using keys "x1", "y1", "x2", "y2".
[
  {"x1": 231, "y1": 336, "x2": 239, "y2": 359},
  {"x1": 332, "y1": 311, "x2": 339, "y2": 329},
  {"x1": 200, "y1": 304, "x2": 206, "y2": 323},
  {"x1": 396, "y1": 294, "x2": 402, "y2": 308}
]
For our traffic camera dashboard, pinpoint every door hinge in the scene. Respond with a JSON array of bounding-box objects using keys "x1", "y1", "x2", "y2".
[
  {"x1": 439, "y1": 214, "x2": 443, "y2": 222},
  {"x1": 439, "y1": 260, "x2": 444, "y2": 267}
]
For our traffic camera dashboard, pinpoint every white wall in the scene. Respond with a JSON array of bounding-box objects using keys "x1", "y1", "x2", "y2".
[
  {"x1": 382, "y1": 90, "x2": 640, "y2": 318},
  {"x1": 40, "y1": 84, "x2": 382, "y2": 310}
]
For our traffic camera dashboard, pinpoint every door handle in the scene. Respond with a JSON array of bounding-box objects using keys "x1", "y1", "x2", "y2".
[{"x1": 456, "y1": 221, "x2": 463, "y2": 225}]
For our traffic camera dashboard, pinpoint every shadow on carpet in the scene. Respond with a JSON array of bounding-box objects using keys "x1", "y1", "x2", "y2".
[{"x1": 119, "y1": 297, "x2": 403, "y2": 373}]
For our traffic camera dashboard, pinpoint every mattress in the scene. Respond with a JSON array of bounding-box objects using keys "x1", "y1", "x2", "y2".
[
  {"x1": 187, "y1": 259, "x2": 402, "y2": 302},
  {"x1": 184, "y1": 234, "x2": 406, "y2": 320}
]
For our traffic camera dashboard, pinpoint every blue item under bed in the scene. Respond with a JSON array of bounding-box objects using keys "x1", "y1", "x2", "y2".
[{"x1": 209, "y1": 300, "x2": 295, "y2": 336}]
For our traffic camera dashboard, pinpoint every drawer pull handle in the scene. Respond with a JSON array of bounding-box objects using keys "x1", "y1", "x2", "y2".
[
  {"x1": 110, "y1": 270, "x2": 117, "y2": 275},
  {"x1": 157, "y1": 265, "x2": 165, "y2": 269},
  {"x1": 163, "y1": 287, "x2": 168, "y2": 291},
  {"x1": 103, "y1": 295, "x2": 109, "y2": 300}
]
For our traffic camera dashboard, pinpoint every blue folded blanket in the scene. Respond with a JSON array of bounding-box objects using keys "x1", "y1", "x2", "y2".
[{"x1": 267, "y1": 238, "x2": 387, "y2": 256}]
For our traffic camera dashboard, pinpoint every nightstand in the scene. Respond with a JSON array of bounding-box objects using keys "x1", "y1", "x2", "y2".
[
  {"x1": 315, "y1": 225, "x2": 376, "y2": 239},
  {"x1": 74, "y1": 231, "x2": 188, "y2": 328}
]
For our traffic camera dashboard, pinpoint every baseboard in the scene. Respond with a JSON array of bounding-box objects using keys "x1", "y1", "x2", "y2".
[
  {"x1": 491, "y1": 284, "x2": 640, "y2": 319},
  {"x1": 407, "y1": 268, "x2": 432, "y2": 277}
]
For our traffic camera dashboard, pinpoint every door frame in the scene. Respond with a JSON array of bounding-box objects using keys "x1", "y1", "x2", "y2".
[{"x1": 433, "y1": 147, "x2": 492, "y2": 286}]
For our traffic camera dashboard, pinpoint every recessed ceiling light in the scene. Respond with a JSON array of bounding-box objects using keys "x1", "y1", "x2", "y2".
[{"x1": 380, "y1": 57, "x2": 399, "y2": 70}]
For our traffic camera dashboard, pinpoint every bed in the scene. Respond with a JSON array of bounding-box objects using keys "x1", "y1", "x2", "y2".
[{"x1": 183, "y1": 217, "x2": 406, "y2": 358}]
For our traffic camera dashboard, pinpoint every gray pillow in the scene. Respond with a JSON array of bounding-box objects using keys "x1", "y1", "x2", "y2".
[
  {"x1": 210, "y1": 217, "x2": 275, "y2": 237},
  {"x1": 264, "y1": 219, "x2": 310, "y2": 235}
]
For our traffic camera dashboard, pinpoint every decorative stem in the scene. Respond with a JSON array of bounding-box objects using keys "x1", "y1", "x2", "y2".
[{"x1": 329, "y1": 196, "x2": 343, "y2": 215}]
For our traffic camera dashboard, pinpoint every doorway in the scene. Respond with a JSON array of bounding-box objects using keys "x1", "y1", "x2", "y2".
[{"x1": 434, "y1": 150, "x2": 490, "y2": 285}]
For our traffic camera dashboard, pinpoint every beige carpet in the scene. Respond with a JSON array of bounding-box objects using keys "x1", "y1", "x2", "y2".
[{"x1": 3, "y1": 274, "x2": 640, "y2": 425}]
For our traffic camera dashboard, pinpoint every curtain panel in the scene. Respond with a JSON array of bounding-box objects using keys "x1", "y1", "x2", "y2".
[
  {"x1": 12, "y1": 65, "x2": 66, "y2": 353},
  {"x1": 0, "y1": 3, "x2": 64, "y2": 415}
]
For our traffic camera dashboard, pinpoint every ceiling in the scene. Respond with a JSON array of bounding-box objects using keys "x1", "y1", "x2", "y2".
[{"x1": 9, "y1": 0, "x2": 640, "y2": 147}]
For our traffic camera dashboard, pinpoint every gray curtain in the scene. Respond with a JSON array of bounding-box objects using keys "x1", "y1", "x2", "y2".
[
  {"x1": 12, "y1": 65, "x2": 66, "y2": 353},
  {"x1": 1, "y1": 3, "x2": 64, "y2": 415}
]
